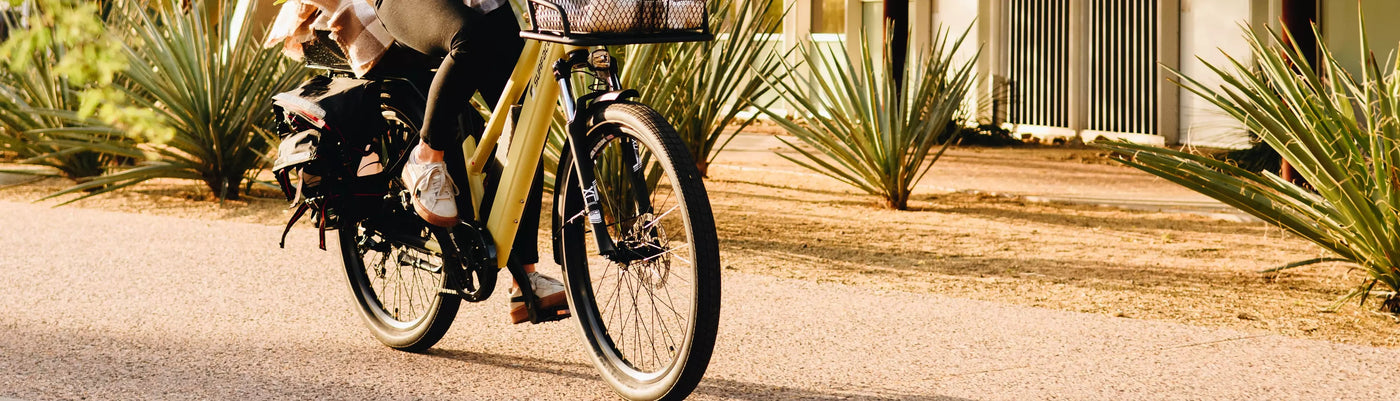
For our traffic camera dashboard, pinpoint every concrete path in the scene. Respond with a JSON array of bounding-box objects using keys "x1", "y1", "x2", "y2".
[
  {"x1": 2, "y1": 201, "x2": 1398, "y2": 400},
  {"x1": 0, "y1": 171, "x2": 40, "y2": 188},
  {"x1": 716, "y1": 133, "x2": 1256, "y2": 221}
]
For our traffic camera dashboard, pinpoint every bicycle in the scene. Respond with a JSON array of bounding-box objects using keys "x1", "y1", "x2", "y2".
[{"x1": 268, "y1": 2, "x2": 720, "y2": 399}]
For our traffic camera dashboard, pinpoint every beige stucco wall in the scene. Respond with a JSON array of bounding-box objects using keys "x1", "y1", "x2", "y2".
[
  {"x1": 1174, "y1": 0, "x2": 1400, "y2": 148},
  {"x1": 1322, "y1": 0, "x2": 1400, "y2": 80},
  {"x1": 931, "y1": 1, "x2": 981, "y2": 73},
  {"x1": 929, "y1": 0, "x2": 983, "y2": 120},
  {"x1": 1176, "y1": 0, "x2": 1258, "y2": 148}
]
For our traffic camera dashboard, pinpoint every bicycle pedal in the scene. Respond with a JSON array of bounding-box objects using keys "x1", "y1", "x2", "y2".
[
  {"x1": 534, "y1": 306, "x2": 572, "y2": 324},
  {"x1": 437, "y1": 288, "x2": 466, "y2": 299},
  {"x1": 510, "y1": 301, "x2": 572, "y2": 324}
]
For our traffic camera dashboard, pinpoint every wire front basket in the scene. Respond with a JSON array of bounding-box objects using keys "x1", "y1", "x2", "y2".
[{"x1": 522, "y1": 0, "x2": 712, "y2": 46}]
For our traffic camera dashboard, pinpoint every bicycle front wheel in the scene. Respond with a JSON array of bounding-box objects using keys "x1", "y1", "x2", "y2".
[{"x1": 553, "y1": 102, "x2": 720, "y2": 401}]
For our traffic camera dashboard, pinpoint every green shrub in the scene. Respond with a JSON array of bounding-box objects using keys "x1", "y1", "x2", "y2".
[
  {"x1": 755, "y1": 27, "x2": 978, "y2": 209},
  {"x1": 49, "y1": 0, "x2": 306, "y2": 201},
  {"x1": 0, "y1": 39, "x2": 124, "y2": 180},
  {"x1": 0, "y1": 0, "x2": 143, "y2": 180},
  {"x1": 1097, "y1": 20, "x2": 1400, "y2": 311}
]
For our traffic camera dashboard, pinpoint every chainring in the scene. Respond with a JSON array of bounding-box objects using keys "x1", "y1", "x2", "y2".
[{"x1": 443, "y1": 221, "x2": 498, "y2": 302}]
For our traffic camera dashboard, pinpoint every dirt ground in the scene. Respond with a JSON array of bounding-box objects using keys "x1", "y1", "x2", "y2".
[{"x1": 3, "y1": 145, "x2": 1397, "y2": 348}]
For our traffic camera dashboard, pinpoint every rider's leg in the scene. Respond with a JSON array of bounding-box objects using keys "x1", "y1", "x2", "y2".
[
  {"x1": 507, "y1": 162, "x2": 566, "y2": 323},
  {"x1": 378, "y1": 0, "x2": 521, "y2": 153},
  {"x1": 377, "y1": 0, "x2": 522, "y2": 226},
  {"x1": 377, "y1": 1, "x2": 561, "y2": 320},
  {"x1": 377, "y1": 0, "x2": 474, "y2": 226}
]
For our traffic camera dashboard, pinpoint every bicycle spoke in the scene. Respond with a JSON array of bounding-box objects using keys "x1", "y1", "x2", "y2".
[
  {"x1": 636, "y1": 274, "x2": 660, "y2": 368},
  {"x1": 357, "y1": 229, "x2": 444, "y2": 325},
  {"x1": 628, "y1": 270, "x2": 645, "y2": 367},
  {"x1": 561, "y1": 108, "x2": 716, "y2": 393},
  {"x1": 637, "y1": 271, "x2": 676, "y2": 365},
  {"x1": 597, "y1": 260, "x2": 620, "y2": 318},
  {"x1": 642, "y1": 243, "x2": 691, "y2": 265},
  {"x1": 642, "y1": 204, "x2": 681, "y2": 231},
  {"x1": 655, "y1": 274, "x2": 688, "y2": 323}
]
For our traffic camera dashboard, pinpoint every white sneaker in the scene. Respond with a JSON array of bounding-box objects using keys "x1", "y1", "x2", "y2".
[
  {"x1": 400, "y1": 151, "x2": 459, "y2": 227},
  {"x1": 510, "y1": 271, "x2": 569, "y2": 324}
]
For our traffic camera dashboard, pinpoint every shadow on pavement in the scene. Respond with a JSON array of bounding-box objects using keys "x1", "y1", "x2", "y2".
[{"x1": 425, "y1": 348, "x2": 969, "y2": 401}]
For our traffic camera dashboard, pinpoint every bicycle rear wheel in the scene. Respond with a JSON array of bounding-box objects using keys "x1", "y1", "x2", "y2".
[
  {"x1": 340, "y1": 212, "x2": 460, "y2": 352},
  {"x1": 338, "y1": 110, "x2": 459, "y2": 352},
  {"x1": 553, "y1": 102, "x2": 720, "y2": 400}
]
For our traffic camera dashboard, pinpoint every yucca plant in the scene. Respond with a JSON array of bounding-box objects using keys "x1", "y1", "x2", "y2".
[
  {"x1": 536, "y1": 0, "x2": 784, "y2": 187},
  {"x1": 1096, "y1": 20, "x2": 1400, "y2": 311},
  {"x1": 755, "y1": 27, "x2": 978, "y2": 210},
  {"x1": 619, "y1": 0, "x2": 785, "y2": 176},
  {"x1": 49, "y1": 0, "x2": 306, "y2": 201}
]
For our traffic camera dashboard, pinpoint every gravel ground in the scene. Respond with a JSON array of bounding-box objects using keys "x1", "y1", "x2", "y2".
[{"x1": 4, "y1": 201, "x2": 1400, "y2": 400}]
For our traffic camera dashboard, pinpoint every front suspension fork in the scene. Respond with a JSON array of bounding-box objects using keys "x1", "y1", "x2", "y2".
[{"x1": 554, "y1": 48, "x2": 653, "y2": 258}]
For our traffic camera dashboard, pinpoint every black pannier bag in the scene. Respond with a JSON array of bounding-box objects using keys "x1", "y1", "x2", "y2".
[{"x1": 271, "y1": 75, "x2": 387, "y2": 249}]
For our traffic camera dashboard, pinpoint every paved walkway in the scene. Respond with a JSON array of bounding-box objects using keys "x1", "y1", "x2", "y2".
[
  {"x1": 0, "y1": 171, "x2": 39, "y2": 188},
  {"x1": 2, "y1": 201, "x2": 1399, "y2": 400},
  {"x1": 715, "y1": 133, "x2": 1256, "y2": 221}
]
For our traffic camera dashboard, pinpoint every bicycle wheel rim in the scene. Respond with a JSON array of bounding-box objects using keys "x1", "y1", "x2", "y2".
[
  {"x1": 566, "y1": 125, "x2": 702, "y2": 387},
  {"x1": 343, "y1": 223, "x2": 447, "y2": 331}
]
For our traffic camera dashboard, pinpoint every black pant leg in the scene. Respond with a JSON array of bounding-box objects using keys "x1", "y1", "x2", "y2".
[
  {"x1": 374, "y1": 1, "x2": 538, "y2": 265},
  {"x1": 374, "y1": 1, "x2": 522, "y2": 150}
]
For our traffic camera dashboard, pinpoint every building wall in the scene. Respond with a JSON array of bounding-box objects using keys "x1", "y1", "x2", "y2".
[
  {"x1": 930, "y1": 1, "x2": 983, "y2": 119},
  {"x1": 941, "y1": 0, "x2": 1299, "y2": 148},
  {"x1": 1322, "y1": 0, "x2": 1400, "y2": 80},
  {"x1": 1174, "y1": 1, "x2": 1400, "y2": 148},
  {"x1": 1176, "y1": 0, "x2": 1257, "y2": 148}
]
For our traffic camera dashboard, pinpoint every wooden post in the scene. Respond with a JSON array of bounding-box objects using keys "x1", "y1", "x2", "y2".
[
  {"x1": 886, "y1": 0, "x2": 909, "y2": 91},
  {"x1": 1279, "y1": 0, "x2": 1317, "y2": 185}
]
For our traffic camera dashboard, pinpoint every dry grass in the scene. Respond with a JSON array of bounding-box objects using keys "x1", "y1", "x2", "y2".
[{"x1": 703, "y1": 165, "x2": 1398, "y2": 346}]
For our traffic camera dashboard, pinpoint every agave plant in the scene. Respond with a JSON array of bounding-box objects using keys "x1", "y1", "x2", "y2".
[
  {"x1": 49, "y1": 0, "x2": 307, "y2": 201},
  {"x1": 619, "y1": 0, "x2": 785, "y2": 176},
  {"x1": 1096, "y1": 20, "x2": 1400, "y2": 311},
  {"x1": 536, "y1": 0, "x2": 783, "y2": 187},
  {"x1": 755, "y1": 27, "x2": 978, "y2": 210}
]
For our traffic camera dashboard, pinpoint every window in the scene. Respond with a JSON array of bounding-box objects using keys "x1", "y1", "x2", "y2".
[
  {"x1": 812, "y1": 0, "x2": 845, "y2": 34},
  {"x1": 763, "y1": 0, "x2": 784, "y2": 33}
]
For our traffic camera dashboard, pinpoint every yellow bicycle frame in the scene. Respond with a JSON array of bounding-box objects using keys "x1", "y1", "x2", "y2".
[{"x1": 460, "y1": 40, "x2": 584, "y2": 269}]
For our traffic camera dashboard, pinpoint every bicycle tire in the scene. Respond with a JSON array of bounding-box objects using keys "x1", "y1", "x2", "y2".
[
  {"x1": 553, "y1": 102, "x2": 721, "y2": 400},
  {"x1": 338, "y1": 110, "x2": 459, "y2": 352},
  {"x1": 340, "y1": 218, "x2": 460, "y2": 352}
]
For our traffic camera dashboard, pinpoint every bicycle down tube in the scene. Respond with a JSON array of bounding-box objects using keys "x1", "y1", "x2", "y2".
[{"x1": 460, "y1": 40, "x2": 615, "y2": 269}]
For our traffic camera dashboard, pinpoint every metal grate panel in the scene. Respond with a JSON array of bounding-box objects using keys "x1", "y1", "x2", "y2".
[
  {"x1": 1086, "y1": 0, "x2": 1157, "y2": 135},
  {"x1": 1007, "y1": 0, "x2": 1071, "y2": 128},
  {"x1": 531, "y1": 0, "x2": 706, "y2": 34}
]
